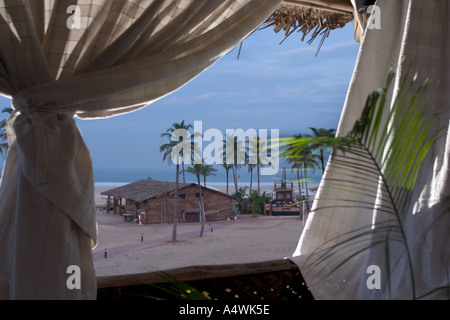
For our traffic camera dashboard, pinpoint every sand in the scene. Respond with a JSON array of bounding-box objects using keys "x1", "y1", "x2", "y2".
[
  {"x1": 92, "y1": 183, "x2": 312, "y2": 278},
  {"x1": 93, "y1": 213, "x2": 304, "y2": 277}
]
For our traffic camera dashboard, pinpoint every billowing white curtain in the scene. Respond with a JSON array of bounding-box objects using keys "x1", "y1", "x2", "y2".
[
  {"x1": 293, "y1": 0, "x2": 450, "y2": 299},
  {"x1": 0, "y1": 0, "x2": 282, "y2": 299}
]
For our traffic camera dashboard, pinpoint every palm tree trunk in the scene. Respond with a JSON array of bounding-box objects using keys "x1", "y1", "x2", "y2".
[
  {"x1": 249, "y1": 167, "x2": 253, "y2": 194},
  {"x1": 320, "y1": 148, "x2": 325, "y2": 175},
  {"x1": 182, "y1": 162, "x2": 186, "y2": 183},
  {"x1": 304, "y1": 166, "x2": 309, "y2": 197},
  {"x1": 226, "y1": 169, "x2": 229, "y2": 194},
  {"x1": 197, "y1": 175, "x2": 206, "y2": 237},
  {"x1": 300, "y1": 166, "x2": 304, "y2": 199},
  {"x1": 257, "y1": 158, "x2": 260, "y2": 195},
  {"x1": 296, "y1": 167, "x2": 302, "y2": 219},
  {"x1": 232, "y1": 165, "x2": 238, "y2": 193},
  {"x1": 172, "y1": 163, "x2": 180, "y2": 242},
  {"x1": 304, "y1": 164, "x2": 309, "y2": 210},
  {"x1": 236, "y1": 166, "x2": 240, "y2": 191}
]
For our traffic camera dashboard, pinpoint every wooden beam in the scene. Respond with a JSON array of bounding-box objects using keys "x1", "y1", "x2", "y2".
[
  {"x1": 283, "y1": 0, "x2": 354, "y2": 14},
  {"x1": 97, "y1": 259, "x2": 298, "y2": 289}
]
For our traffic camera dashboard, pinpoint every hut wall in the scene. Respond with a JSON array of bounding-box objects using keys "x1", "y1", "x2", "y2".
[
  {"x1": 144, "y1": 185, "x2": 233, "y2": 224},
  {"x1": 145, "y1": 198, "x2": 164, "y2": 224},
  {"x1": 202, "y1": 189, "x2": 234, "y2": 222},
  {"x1": 125, "y1": 199, "x2": 137, "y2": 215}
]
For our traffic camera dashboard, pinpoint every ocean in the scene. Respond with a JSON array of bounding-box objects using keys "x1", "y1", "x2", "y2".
[{"x1": 93, "y1": 167, "x2": 323, "y2": 191}]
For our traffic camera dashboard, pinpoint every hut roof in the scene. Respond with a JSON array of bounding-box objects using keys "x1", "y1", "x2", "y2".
[
  {"x1": 101, "y1": 180, "x2": 233, "y2": 202},
  {"x1": 262, "y1": 0, "x2": 355, "y2": 53}
]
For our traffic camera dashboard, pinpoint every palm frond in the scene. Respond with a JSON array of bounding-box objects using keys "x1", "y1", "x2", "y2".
[
  {"x1": 147, "y1": 273, "x2": 211, "y2": 300},
  {"x1": 284, "y1": 69, "x2": 442, "y2": 299}
]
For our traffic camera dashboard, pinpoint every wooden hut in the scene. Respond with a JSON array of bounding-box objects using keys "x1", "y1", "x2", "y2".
[{"x1": 101, "y1": 180, "x2": 234, "y2": 224}]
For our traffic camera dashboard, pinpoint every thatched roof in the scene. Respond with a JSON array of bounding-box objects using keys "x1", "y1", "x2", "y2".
[
  {"x1": 101, "y1": 180, "x2": 233, "y2": 202},
  {"x1": 262, "y1": 0, "x2": 355, "y2": 53}
]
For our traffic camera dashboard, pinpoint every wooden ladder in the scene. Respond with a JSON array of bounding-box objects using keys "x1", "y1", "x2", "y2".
[{"x1": 160, "y1": 200, "x2": 167, "y2": 224}]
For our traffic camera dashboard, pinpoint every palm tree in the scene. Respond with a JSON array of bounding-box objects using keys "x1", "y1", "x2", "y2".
[
  {"x1": 221, "y1": 163, "x2": 232, "y2": 194},
  {"x1": 284, "y1": 136, "x2": 318, "y2": 212},
  {"x1": 286, "y1": 134, "x2": 305, "y2": 200},
  {"x1": 308, "y1": 127, "x2": 336, "y2": 175},
  {"x1": 0, "y1": 107, "x2": 13, "y2": 159},
  {"x1": 200, "y1": 164, "x2": 217, "y2": 187},
  {"x1": 248, "y1": 136, "x2": 274, "y2": 195},
  {"x1": 186, "y1": 163, "x2": 207, "y2": 237},
  {"x1": 248, "y1": 163, "x2": 255, "y2": 194},
  {"x1": 160, "y1": 120, "x2": 193, "y2": 242},
  {"x1": 289, "y1": 159, "x2": 304, "y2": 199},
  {"x1": 248, "y1": 137, "x2": 260, "y2": 194},
  {"x1": 300, "y1": 147, "x2": 319, "y2": 199},
  {"x1": 223, "y1": 134, "x2": 246, "y2": 193},
  {"x1": 161, "y1": 120, "x2": 193, "y2": 183}
]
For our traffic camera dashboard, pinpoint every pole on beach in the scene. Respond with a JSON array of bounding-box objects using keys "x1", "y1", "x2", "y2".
[
  {"x1": 104, "y1": 248, "x2": 108, "y2": 259},
  {"x1": 141, "y1": 233, "x2": 144, "y2": 242}
]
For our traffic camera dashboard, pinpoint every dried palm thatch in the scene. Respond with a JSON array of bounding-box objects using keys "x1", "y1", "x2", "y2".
[
  {"x1": 101, "y1": 179, "x2": 233, "y2": 203},
  {"x1": 261, "y1": 0, "x2": 354, "y2": 54}
]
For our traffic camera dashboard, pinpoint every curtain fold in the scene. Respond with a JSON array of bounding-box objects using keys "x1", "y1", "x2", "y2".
[
  {"x1": 292, "y1": 0, "x2": 450, "y2": 300},
  {"x1": 0, "y1": 0, "x2": 282, "y2": 299}
]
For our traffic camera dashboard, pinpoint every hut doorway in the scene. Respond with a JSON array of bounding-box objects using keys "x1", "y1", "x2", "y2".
[{"x1": 185, "y1": 211, "x2": 200, "y2": 223}]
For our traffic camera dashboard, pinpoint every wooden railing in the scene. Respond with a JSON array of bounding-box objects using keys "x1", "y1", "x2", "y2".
[{"x1": 97, "y1": 259, "x2": 314, "y2": 300}]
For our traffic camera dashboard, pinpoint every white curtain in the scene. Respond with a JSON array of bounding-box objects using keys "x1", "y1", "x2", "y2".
[
  {"x1": 0, "y1": 0, "x2": 282, "y2": 299},
  {"x1": 293, "y1": 0, "x2": 450, "y2": 299}
]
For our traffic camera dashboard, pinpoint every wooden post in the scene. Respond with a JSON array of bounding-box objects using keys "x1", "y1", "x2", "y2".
[{"x1": 107, "y1": 196, "x2": 111, "y2": 214}]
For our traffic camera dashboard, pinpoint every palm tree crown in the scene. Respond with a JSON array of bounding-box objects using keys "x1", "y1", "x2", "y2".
[
  {"x1": 308, "y1": 127, "x2": 336, "y2": 174},
  {"x1": 200, "y1": 164, "x2": 217, "y2": 187},
  {"x1": 160, "y1": 120, "x2": 193, "y2": 182}
]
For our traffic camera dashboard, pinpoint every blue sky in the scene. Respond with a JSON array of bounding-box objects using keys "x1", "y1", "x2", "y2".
[{"x1": 0, "y1": 23, "x2": 360, "y2": 183}]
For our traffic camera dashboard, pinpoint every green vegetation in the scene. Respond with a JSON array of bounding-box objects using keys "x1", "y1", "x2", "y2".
[
  {"x1": 248, "y1": 191, "x2": 271, "y2": 217},
  {"x1": 232, "y1": 186, "x2": 248, "y2": 215},
  {"x1": 307, "y1": 127, "x2": 336, "y2": 175},
  {"x1": 0, "y1": 107, "x2": 13, "y2": 159},
  {"x1": 281, "y1": 70, "x2": 446, "y2": 299}
]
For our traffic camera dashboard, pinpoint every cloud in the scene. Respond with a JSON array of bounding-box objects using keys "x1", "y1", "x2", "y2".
[
  {"x1": 196, "y1": 92, "x2": 219, "y2": 100},
  {"x1": 75, "y1": 24, "x2": 360, "y2": 175},
  {"x1": 276, "y1": 41, "x2": 359, "y2": 57}
]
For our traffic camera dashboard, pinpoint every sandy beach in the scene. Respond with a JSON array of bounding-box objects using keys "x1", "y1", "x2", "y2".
[
  {"x1": 93, "y1": 212, "x2": 304, "y2": 277},
  {"x1": 92, "y1": 182, "x2": 312, "y2": 277}
]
